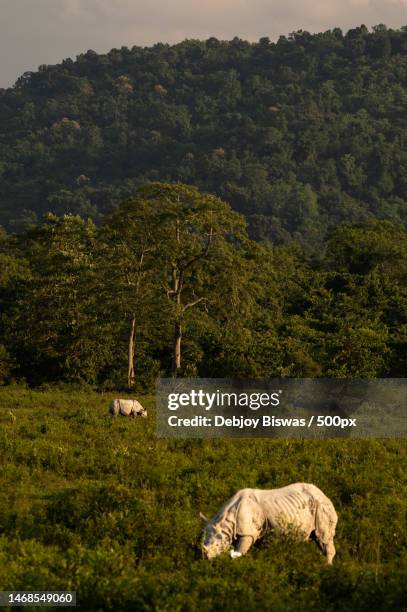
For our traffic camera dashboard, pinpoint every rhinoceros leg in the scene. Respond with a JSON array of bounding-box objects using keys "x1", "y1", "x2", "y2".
[
  {"x1": 235, "y1": 535, "x2": 254, "y2": 556},
  {"x1": 314, "y1": 535, "x2": 336, "y2": 564},
  {"x1": 314, "y1": 501, "x2": 337, "y2": 565},
  {"x1": 324, "y1": 540, "x2": 336, "y2": 565}
]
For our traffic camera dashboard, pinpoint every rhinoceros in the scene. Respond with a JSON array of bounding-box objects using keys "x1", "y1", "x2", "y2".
[
  {"x1": 108, "y1": 398, "x2": 147, "y2": 417},
  {"x1": 200, "y1": 482, "x2": 337, "y2": 564}
]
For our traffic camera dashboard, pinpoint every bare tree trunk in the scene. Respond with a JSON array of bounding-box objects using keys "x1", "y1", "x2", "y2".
[
  {"x1": 173, "y1": 320, "x2": 182, "y2": 373},
  {"x1": 128, "y1": 316, "x2": 136, "y2": 387}
]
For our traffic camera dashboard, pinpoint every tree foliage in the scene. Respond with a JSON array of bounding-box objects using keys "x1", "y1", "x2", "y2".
[
  {"x1": 0, "y1": 184, "x2": 405, "y2": 387},
  {"x1": 1, "y1": 27, "x2": 407, "y2": 247}
]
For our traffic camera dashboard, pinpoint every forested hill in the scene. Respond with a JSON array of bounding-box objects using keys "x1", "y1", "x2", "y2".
[{"x1": 1, "y1": 25, "x2": 407, "y2": 244}]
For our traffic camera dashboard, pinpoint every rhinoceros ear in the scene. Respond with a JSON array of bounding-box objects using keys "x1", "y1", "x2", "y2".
[{"x1": 199, "y1": 511, "x2": 209, "y2": 523}]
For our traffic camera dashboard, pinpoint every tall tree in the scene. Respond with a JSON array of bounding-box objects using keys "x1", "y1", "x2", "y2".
[
  {"x1": 5, "y1": 214, "x2": 104, "y2": 383},
  {"x1": 101, "y1": 183, "x2": 260, "y2": 377},
  {"x1": 98, "y1": 198, "x2": 160, "y2": 387},
  {"x1": 137, "y1": 183, "x2": 252, "y2": 373}
]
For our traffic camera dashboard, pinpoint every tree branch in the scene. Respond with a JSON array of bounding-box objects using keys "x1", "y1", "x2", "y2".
[
  {"x1": 182, "y1": 216, "x2": 213, "y2": 271},
  {"x1": 182, "y1": 296, "x2": 205, "y2": 313}
]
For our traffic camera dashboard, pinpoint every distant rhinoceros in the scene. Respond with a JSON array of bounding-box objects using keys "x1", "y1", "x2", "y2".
[
  {"x1": 109, "y1": 399, "x2": 147, "y2": 418},
  {"x1": 200, "y1": 482, "x2": 337, "y2": 564}
]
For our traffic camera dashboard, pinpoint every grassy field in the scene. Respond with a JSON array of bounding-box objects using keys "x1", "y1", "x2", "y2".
[{"x1": 0, "y1": 386, "x2": 406, "y2": 611}]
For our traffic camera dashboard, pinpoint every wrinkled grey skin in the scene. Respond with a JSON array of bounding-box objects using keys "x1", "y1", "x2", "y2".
[
  {"x1": 202, "y1": 520, "x2": 232, "y2": 559},
  {"x1": 201, "y1": 483, "x2": 337, "y2": 564},
  {"x1": 109, "y1": 399, "x2": 147, "y2": 418}
]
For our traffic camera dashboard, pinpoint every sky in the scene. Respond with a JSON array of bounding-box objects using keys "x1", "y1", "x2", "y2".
[{"x1": 1, "y1": 0, "x2": 407, "y2": 88}]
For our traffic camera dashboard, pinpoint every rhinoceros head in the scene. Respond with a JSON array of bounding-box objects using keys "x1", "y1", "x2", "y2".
[{"x1": 200, "y1": 513, "x2": 231, "y2": 559}]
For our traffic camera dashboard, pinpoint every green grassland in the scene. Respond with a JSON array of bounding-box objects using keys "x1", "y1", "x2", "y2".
[{"x1": 0, "y1": 387, "x2": 406, "y2": 611}]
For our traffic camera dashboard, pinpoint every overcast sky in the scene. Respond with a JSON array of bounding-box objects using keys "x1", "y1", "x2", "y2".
[{"x1": 1, "y1": 0, "x2": 407, "y2": 88}]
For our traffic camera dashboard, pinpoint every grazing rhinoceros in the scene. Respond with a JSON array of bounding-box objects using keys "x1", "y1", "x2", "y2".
[
  {"x1": 200, "y1": 483, "x2": 337, "y2": 564},
  {"x1": 109, "y1": 399, "x2": 147, "y2": 418}
]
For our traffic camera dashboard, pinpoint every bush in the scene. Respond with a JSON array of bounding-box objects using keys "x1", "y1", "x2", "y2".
[
  {"x1": 0, "y1": 344, "x2": 12, "y2": 384},
  {"x1": 0, "y1": 387, "x2": 405, "y2": 610}
]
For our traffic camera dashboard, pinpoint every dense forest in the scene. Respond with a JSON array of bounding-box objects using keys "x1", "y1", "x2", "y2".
[
  {"x1": 1, "y1": 25, "x2": 407, "y2": 245},
  {"x1": 0, "y1": 25, "x2": 406, "y2": 388},
  {"x1": 0, "y1": 182, "x2": 406, "y2": 387}
]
